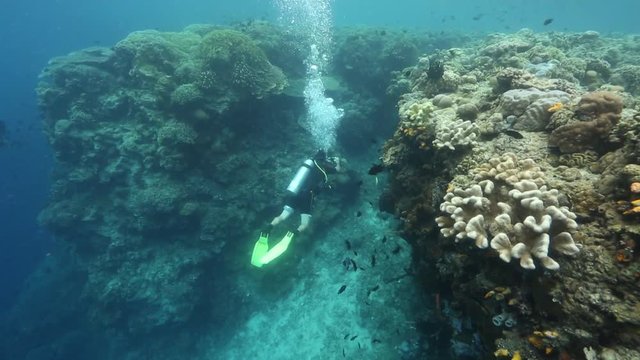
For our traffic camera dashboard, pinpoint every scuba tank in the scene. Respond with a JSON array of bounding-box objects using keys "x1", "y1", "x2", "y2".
[{"x1": 286, "y1": 159, "x2": 314, "y2": 195}]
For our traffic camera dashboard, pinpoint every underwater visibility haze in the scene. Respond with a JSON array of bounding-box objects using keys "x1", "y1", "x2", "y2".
[{"x1": 1, "y1": 0, "x2": 640, "y2": 359}]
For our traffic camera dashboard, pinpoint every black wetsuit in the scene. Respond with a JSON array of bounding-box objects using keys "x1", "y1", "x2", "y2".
[{"x1": 285, "y1": 160, "x2": 336, "y2": 215}]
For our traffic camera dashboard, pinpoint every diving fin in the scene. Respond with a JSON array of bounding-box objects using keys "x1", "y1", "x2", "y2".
[
  {"x1": 260, "y1": 231, "x2": 295, "y2": 265},
  {"x1": 251, "y1": 232, "x2": 270, "y2": 267}
]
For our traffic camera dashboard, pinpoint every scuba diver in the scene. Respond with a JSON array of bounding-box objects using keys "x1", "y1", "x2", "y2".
[{"x1": 251, "y1": 150, "x2": 343, "y2": 267}]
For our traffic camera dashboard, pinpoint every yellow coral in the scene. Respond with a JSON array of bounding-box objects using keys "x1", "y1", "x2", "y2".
[
  {"x1": 494, "y1": 348, "x2": 509, "y2": 357},
  {"x1": 512, "y1": 351, "x2": 521, "y2": 360},
  {"x1": 403, "y1": 100, "x2": 435, "y2": 121}
]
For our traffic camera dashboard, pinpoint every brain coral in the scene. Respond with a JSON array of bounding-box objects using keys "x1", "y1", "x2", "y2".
[
  {"x1": 499, "y1": 88, "x2": 570, "y2": 131},
  {"x1": 436, "y1": 153, "x2": 580, "y2": 270}
]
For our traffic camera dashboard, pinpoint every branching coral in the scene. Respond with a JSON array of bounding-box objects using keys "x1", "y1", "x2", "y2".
[{"x1": 436, "y1": 153, "x2": 580, "y2": 270}]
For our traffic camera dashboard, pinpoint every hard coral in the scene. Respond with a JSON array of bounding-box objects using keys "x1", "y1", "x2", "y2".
[
  {"x1": 575, "y1": 91, "x2": 623, "y2": 118},
  {"x1": 548, "y1": 91, "x2": 623, "y2": 153}
]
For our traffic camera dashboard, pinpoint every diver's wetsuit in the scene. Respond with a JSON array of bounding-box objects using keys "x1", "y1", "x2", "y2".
[{"x1": 285, "y1": 160, "x2": 336, "y2": 215}]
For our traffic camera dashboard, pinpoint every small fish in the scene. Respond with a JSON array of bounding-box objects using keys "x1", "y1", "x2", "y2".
[
  {"x1": 350, "y1": 335, "x2": 358, "y2": 341},
  {"x1": 472, "y1": 14, "x2": 483, "y2": 21},
  {"x1": 356, "y1": 211, "x2": 362, "y2": 217},
  {"x1": 358, "y1": 342, "x2": 361, "y2": 349},
  {"x1": 345, "y1": 240, "x2": 352, "y2": 250},
  {"x1": 372, "y1": 339, "x2": 382, "y2": 344},
  {"x1": 547, "y1": 102, "x2": 564, "y2": 112},
  {"x1": 502, "y1": 129, "x2": 523, "y2": 139},
  {"x1": 368, "y1": 164, "x2": 385, "y2": 175},
  {"x1": 353, "y1": 250, "x2": 358, "y2": 257},
  {"x1": 350, "y1": 259, "x2": 358, "y2": 271},
  {"x1": 344, "y1": 334, "x2": 349, "y2": 340},
  {"x1": 338, "y1": 285, "x2": 347, "y2": 294},
  {"x1": 543, "y1": 18, "x2": 553, "y2": 26},
  {"x1": 371, "y1": 254, "x2": 377, "y2": 267},
  {"x1": 367, "y1": 285, "x2": 380, "y2": 297},
  {"x1": 382, "y1": 236, "x2": 387, "y2": 243},
  {"x1": 342, "y1": 348, "x2": 345, "y2": 357}
]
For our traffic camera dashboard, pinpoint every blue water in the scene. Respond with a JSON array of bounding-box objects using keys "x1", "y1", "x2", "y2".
[{"x1": 0, "y1": 0, "x2": 638, "y2": 356}]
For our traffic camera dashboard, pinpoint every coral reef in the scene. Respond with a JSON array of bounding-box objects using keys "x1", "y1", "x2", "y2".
[
  {"x1": 7, "y1": 22, "x2": 441, "y2": 360},
  {"x1": 32, "y1": 25, "x2": 302, "y2": 338},
  {"x1": 8, "y1": 19, "x2": 640, "y2": 360},
  {"x1": 382, "y1": 29, "x2": 640, "y2": 360}
]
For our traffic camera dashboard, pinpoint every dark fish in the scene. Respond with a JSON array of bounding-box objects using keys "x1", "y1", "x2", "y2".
[
  {"x1": 392, "y1": 245, "x2": 401, "y2": 254},
  {"x1": 338, "y1": 285, "x2": 347, "y2": 294},
  {"x1": 372, "y1": 339, "x2": 382, "y2": 344},
  {"x1": 353, "y1": 250, "x2": 358, "y2": 256},
  {"x1": 342, "y1": 348, "x2": 345, "y2": 357},
  {"x1": 502, "y1": 129, "x2": 523, "y2": 139},
  {"x1": 367, "y1": 285, "x2": 380, "y2": 297},
  {"x1": 350, "y1": 259, "x2": 358, "y2": 271},
  {"x1": 346, "y1": 240, "x2": 352, "y2": 250},
  {"x1": 350, "y1": 335, "x2": 358, "y2": 341},
  {"x1": 543, "y1": 18, "x2": 554, "y2": 26},
  {"x1": 472, "y1": 14, "x2": 483, "y2": 21},
  {"x1": 358, "y1": 342, "x2": 361, "y2": 349},
  {"x1": 371, "y1": 254, "x2": 377, "y2": 267},
  {"x1": 356, "y1": 211, "x2": 362, "y2": 217},
  {"x1": 382, "y1": 236, "x2": 387, "y2": 243},
  {"x1": 368, "y1": 164, "x2": 385, "y2": 175},
  {"x1": 344, "y1": 334, "x2": 349, "y2": 340}
]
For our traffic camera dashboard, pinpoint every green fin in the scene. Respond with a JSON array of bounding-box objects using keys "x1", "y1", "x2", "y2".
[
  {"x1": 250, "y1": 232, "x2": 270, "y2": 268},
  {"x1": 260, "y1": 231, "x2": 295, "y2": 265}
]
